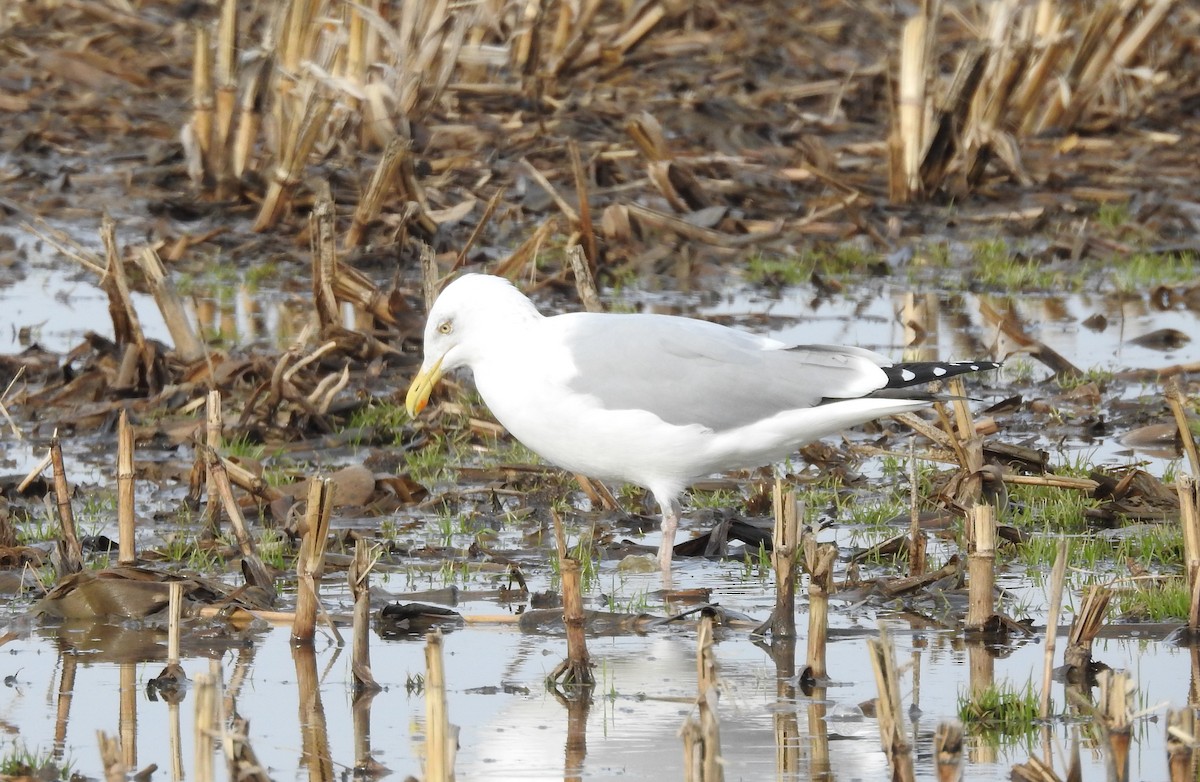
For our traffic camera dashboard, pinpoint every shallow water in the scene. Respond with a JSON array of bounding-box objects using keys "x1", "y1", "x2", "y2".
[
  {"x1": 5, "y1": 243, "x2": 1198, "y2": 377},
  {"x1": 702, "y1": 285, "x2": 1199, "y2": 381},
  {"x1": 0, "y1": 261, "x2": 310, "y2": 356},
  {"x1": 2, "y1": 569, "x2": 1195, "y2": 781}
]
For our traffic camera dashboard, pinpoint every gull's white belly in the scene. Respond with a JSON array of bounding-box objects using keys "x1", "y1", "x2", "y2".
[{"x1": 479, "y1": 371, "x2": 711, "y2": 487}]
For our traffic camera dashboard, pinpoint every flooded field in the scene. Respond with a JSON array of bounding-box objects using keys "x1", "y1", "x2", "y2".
[
  {"x1": 1, "y1": 607, "x2": 1196, "y2": 780},
  {"x1": 3, "y1": 257, "x2": 1199, "y2": 779},
  {"x1": 4, "y1": 0, "x2": 1200, "y2": 780}
]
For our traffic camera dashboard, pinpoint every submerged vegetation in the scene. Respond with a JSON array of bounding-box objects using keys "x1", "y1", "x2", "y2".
[
  {"x1": 958, "y1": 680, "x2": 1042, "y2": 742},
  {"x1": 744, "y1": 236, "x2": 1197, "y2": 298},
  {"x1": 744, "y1": 243, "x2": 882, "y2": 287},
  {"x1": 1114, "y1": 577, "x2": 1192, "y2": 621}
]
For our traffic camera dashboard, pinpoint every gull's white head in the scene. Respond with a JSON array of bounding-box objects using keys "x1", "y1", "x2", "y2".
[{"x1": 405, "y1": 274, "x2": 541, "y2": 417}]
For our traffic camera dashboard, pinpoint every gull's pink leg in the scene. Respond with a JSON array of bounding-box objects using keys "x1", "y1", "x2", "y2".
[{"x1": 657, "y1": 497, "x2": 680, "y2": 572}]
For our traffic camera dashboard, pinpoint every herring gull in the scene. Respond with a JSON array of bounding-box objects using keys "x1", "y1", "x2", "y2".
[{"x1": 406, "y1": 274, "x2": 999, "y2": 570}]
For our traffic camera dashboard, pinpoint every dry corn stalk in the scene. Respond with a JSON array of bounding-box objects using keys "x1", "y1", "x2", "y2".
[
  {"x1": 190, "y1": 23, "x2": 213, "y2": 185},
  {"x1": 346, "y1": 137, "x2": 409, "y2": 248},
  {"x1": 1178, "y1": 473, "x2": 1200, "y2": 633},
  {"x1": 186, "y1": 0, "x2": 690, "y2": 195},
  {"x1": 548, "y1": 510, "x2": 594, "y2": 688},
  {"x1": 254, "y1": 85, "x2": 334, "y2": 231},
  {"x1": 867, "y1": 624, "x2": 916, "y2": 782},
  {"x1": 1064, "y1": 585, "x2": 1112, "y2": 683},
  {"x1": 965, "y1": 502, "x2": 997, "y2": 631},
  {"x1": 136, "y1": 247, "x2": 204, "y2": 363},
  {"x1": 292, "y1": 477, "x2": 333, "y2": 643},
  {"x1": 770, "y1": 481, "x2": 801, "y2": 642},
  {"x1": 890, "y1": 0, "x2": 1182, "y2": 202},
  {"x1": 212, "y1": 0, "x2": 238, "y2": 193},
  {"x1": 895, "y1": 14, "x2": 931, "y2": 202}
]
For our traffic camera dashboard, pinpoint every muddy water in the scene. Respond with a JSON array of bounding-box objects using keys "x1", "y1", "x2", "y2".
[{"x1": 3, "y1": 262, "x2": 1200, "y2": 779}]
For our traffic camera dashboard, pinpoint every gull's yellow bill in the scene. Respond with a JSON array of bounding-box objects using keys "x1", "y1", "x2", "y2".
[{"x1": 405, "y1": 355, "x2": 444, "y2": 417}]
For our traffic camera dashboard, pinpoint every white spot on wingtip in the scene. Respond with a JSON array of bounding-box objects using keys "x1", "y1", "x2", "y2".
[
  {"x1": 932, "y1": 366, "x2": 947, "y2": 376},
  {"x1": 900, "y1": 369, "x2": 916, "y2": 382}
]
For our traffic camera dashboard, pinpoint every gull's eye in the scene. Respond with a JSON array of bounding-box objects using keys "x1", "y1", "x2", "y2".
[{"x1": 437, "y1": 320, "x2": 453, "y2": 335}]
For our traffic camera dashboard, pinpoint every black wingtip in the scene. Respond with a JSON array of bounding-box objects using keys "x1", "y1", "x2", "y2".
[{"x1": 882, "y1": 360, "x2": 1002, "y2": 389}]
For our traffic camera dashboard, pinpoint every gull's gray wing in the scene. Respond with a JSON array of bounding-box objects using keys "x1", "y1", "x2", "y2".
[{"x1": 554, "y1": 312, "x2": 891, "y2": 431}]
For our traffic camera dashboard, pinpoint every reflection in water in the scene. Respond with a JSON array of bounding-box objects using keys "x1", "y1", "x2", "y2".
[
  {"x1": 967, "y1": 643, "x2": 997, "y2": 765},
  {"x1": 294, "y1": 644, "x2": 334, "y2": 782},
  {"x1": 52, "y1": 648, "x2": 76, "y2": 760},
  {"x1": 351, "y1": 687, "x2": 380, "y2": 775},
  {"x1": 901, "y1": 292, "x2": 941, "y2": 362},
  {"x1": 194, "y1": 666, "x2": 218, "y2": 782},
  {"x1": 2, "y1": 614, "x2": 1192, "y2": 781},
  {"x1": 807, "y1": 688, "x2": 831, "y2": 782},
  {"x1": 168, "y1": 694, "x2": 183, "y2": 782},
  {"x1": 0, "y1": 262, "x2": 324, "y2": 354},
  {"x1": 191, "y1": 288, "x2": 316, "y2": 348},
  {"x1": 766, "y1": 639, "x2": 801, "y2": 779},
  {"x1": 119, "y1": 662, "x2": 136, "y2": 769},
  {"x1": 1191, "y1": 644, "x2": 1200, "y2": 709},
  {"x1": 554, "y1": 687, "x2": 590, "y2": 782},
  {"x1": 7, "y1": 260, "x2": 1197, "y2": 389},
  {"x1": 50, "y1": 620, "x2": 168, "y2": 662},
  {"x1": 700, "y1": 285, "x2": 1200, "y2": 380}
]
